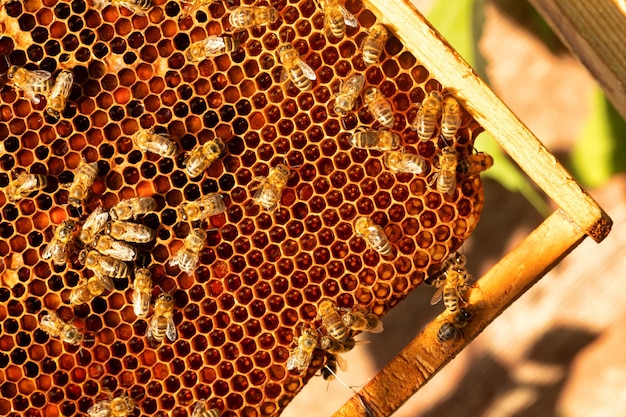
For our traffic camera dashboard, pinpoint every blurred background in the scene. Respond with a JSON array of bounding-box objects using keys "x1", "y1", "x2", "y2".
[{"x1": 284, "y1": 0, "x2": 626, "y2": 416}]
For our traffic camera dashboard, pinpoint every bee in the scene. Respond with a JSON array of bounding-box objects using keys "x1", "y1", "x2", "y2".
[
  {"x1": 131, "y1": 128, "x2": 178, "y2": 158},
  {"x1": 318, "y1": 299, "x2": 349, "y2": 342},
  {"x1": 42, "y1": 220, "x2": 76, "y2": 266},
  {"x1": 314, "y1": 0, "x2": 358, "y2": 39},
  {"x1": 6, "y1": 172, "x2": 47, "y2": 202},
  {"x1": 319, "y1": 335, "x2": 357, "y2": 354},
  {"x1": 109, "y1": 196, "x2": 156, "y2": 221},
  {"x1": 93, "y1": 0, "x2": 151, "y2": 15},
  {"x1": 132, "y1": 268, "x2": 152, "y2": 318},
  {"x1": 349, "y1": 127, "x2": 401, "y2": 151},
  {"x1": 186, "y1": 35, "x2": 240, "y2": 62},
  {"x1": 353, "y1": 216, "x2": 392, "y2": 257},
  {"x1": 286, "y1": 327, "x2": 318, "y2": 373},
  {"x1": 320, "y1": 354, "x2": 348, "y2": 381},
  {"x1": 440, "y1": 95, "x2": 462, "y2": 142},
  {"x1": 80, "y1": 250, "x2": 130, "y2": 279},
  {"x1": 430, "y1": 264, "x2": 473, "y2": 315},
  {"x1": 457, "y1": 152, "x2": 494, "y2": 176},
  {"x1": 147, "y1": 293, "x2": 177, "y2": 346},
  {"x1": 412, "y1": 90, "x2": 443, "y2": 142},
  {"x1": 363, "y1": 87, "x2": 394, "y2": 128},
  {"x1": 46, "y1": 69, "x2": 73, "y2": 119},
  {"x1": 69, "y1": 273, "x2": 114, "y2": 306},
  {"x1": 169, "y1": 228, "x2": 206, "y2": 273},
  {"x1": 252, "y1": 163, "x2": 290, "y2": 212},
  {"x1": 177, "y1": 193, "x2": 226, "y2": 222},
  {"x1": 332, "y1": 73, "x2": 365, "y2": 116},
  {"x1": 361, "y1": 23, "x2": 388, "y2": 66},
  {"x1": 78, "y1": 206, "x2": 109, "y2": 245},
  {"x1": 6, "y1": 65, "x2": 52, "y2": 104},
  {"x1": 88, "y1": 395, "x2": 135, "y2": 417},
  {"x1": 191, "y1": 402, "x2": 221, "y2": 417},
  {"x1": 184, "y1": 138, "x2": 225, "y2": 178},
  {"x1": 179, "y1": 0, "x2": 216, "y2": 20},
  {"x1": 228, "y1": 5, "x2": 278, "y2": 29},
  {"x1": 434, "y1": 146, "x2": 457, "y2": 196},
  {"x1": 424, "y1": 251, "x2": 466, "y2": 287},
  {"x1": 67, "y1": 161, "x2": 99, "y2": 208},
  {"x1": 342, "y1": 310, "x2": 384, "y2": 333},
  {"x1": 105, "y1": 220, "x2": 155, "y2": 244},
  {"x1": 277, "y1": 42, "x2": 317, "y2": 92},
  {"x1": 93, "y1": 235, "x2": 138, "y2": 261},
  {"x1": 383, "y1": 150, "x2": 428, "y2": 174},
  {"x1": 39, "y1": 311, "x2": 83, "y2": 345},
  {"x1": 437, "y1": 307, "x2": 473, "y2": 343}
]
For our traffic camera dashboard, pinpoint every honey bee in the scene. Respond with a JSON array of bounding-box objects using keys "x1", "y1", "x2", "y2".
[
  {"x1": 361, "y1": 23, "x2": 388, "y2": 66},
  {"x1": 88, "y1": 395, "x2": 135, "y2": 417},
  {"x1": 435, "y1": 146, "x2": 457, "y2": 196},
  {"x1": 184, "y1": 138, "x2": 225, "y2": 178},
  {"x1": 78, "y1": 206, "x2": 109, "y2": 245},
  {"x1": 93, "y1": 235, "x2": 138, "y2": 261},
  {"x1": 424, "y1": 251, "x2": 466, "y2": 287},
  {"x1": 430, "y1": 264, "x2": 473, "y2": 315},
  {"x1": 147, "y1": 293, "x2": 177, "y2": 346},
  {"x1": 318, "y1": 299, "x2": 349, "y2": 342},
  {"x1": 437, "y1": 307, "x2": 473, "y2": 343},
  {"x1": 132, "y1": 268, "x2": 152, "y2": 318},
  {"x1": 332, "y1": 73, "x2": 365, "y2": 116},
  {"x1": 131, "y1": 128, "x2": 178, "y2": 158},
  {"x1": 440, "y1": 95, "x2": 462, "y2": 142},
  {"x1": 40, "y1": 311, "x2": 84, "y2": 345},
  {"x1": 363, "y1": 87, "x2": 394, "y2": 128},
  {"x1": 169, "y1": 228, "x2": 206, "y2": 273},
  {"x1": 319, "y1": 335, "x2": 357, "y2": 354},
  {"x1": 93, "y1": 0, "x2": 152, "y2": 15},
  {"x1": 286, "y1": 327, "x2": 318, "y2": 373},
  {"x1": 80, "y1": 250, "x2": 130, "y2": 279},
  {"x1": 177, "y1": 193, "x2": 226, "y2": 222},
  {"x1": 252, "y1": 163, "x2": 290, "y2": 212},
  {"x1": 412, "y1": 90, "x2": 443, "y2": 142},
  {"x1": 342, "y1": 310, "x2": 384, "y2": 333},
  {"x1": 186, "y1": 35, "x2": 240, "y2": 62},
  {"x1": 179, "y1": 0, "x2": 216, "y2": 20},
  {"x1": 191, "y1": 402, "x2": 221, "y2": 417},
  {"x1": 109, "y1": 196, "x2": 156, "y2": 221},
  {"x1": 6, "y1": 65, "x2": 52, "y2": 104},
  {"x1": 105, "y1": 220, "x2": 155, "y2": 244},
  {"x1": 6, "y1": 172, "x2": 47, "y2": 202},
  {"x1": 277, "y1": 43, "x2": 317, "y2": 91},
  {"x1": 383, "y1": 150, "x2": 428, "y2": 174},
  {"x1": 42, "y1": 220, "x2": 76, "y2": 266},
  {"x1": 67, "y1": 161, "x2": 99, "y2": 207},
  {"x1": 69, "y1": 273, "x2": 114, "y2": 306},
  {"x1": 348, "y1": 127, "x2": 400, "y2": 151},
  {"x1": 353, "y1": 216, "x2": 392, "y2": 257},
  {"x1": 228, "y1": 5, "x2": 278, "y2": 28},
  {"x1": 457, "y1": 152, "x2": 494, "y2": 176},
  {"x1": 46, "y1": 69, "x2": 73, "y2": 119},
  {"x1": 314, "y1": 0, "x2": 358, "y2": 39}
]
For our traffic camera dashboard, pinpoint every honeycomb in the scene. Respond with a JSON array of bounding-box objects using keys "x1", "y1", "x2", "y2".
[{"x1": 0, "y1": 0, "x2": 485, "y2": 415}]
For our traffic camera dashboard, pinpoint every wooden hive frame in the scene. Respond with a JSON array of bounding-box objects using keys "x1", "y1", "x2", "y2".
[{"x1": 332, "y1": 1, "x2": 613, "y2": 416}]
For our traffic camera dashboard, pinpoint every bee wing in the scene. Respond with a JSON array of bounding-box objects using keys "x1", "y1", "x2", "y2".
[
  {"x1": 132, "y1": 290, "x2": 151, "y2": 317},
  {"x1": 192, "y1": 402, "x2": 206, "y2": 417},
  {"x1": 368, "y1": 318, "x2": 384, "y2": 334},
  {"x1": 165, "y1": 317, "x2": 177, "y2": 341},
  {"x1": 168, "y1": 256, "x2": 179, "y2": 267},
  {"x1": 340, "y1": 7, "x2": 358, "y2": 27},
  {"x1": 31, "y1": 70, "x2": 52, "y2": 82},
  {"x1": 279, "y1": 68, "x2": 289, "y2": 84},
  {"x1": 97, "y1": 274, "x2": 114, "y2": 292},
  {"x1": 430, "y1": 285, "x2": 444, "y2": 306},
  {"x1": 117, "y1": 1, "x2": 146, "y2": 14},
  {"x1": 299, "y1": 60, "x2": 317, "y2": 80},
  {"x1": 335, "y1": 354, "x2": 348, "y2": 372},
  {"x1": 41, "y1": 242, "x2": 57, "y2": 260},
  {"x1": 203, "y1": 36, "x2": 227, "y2": 55}
]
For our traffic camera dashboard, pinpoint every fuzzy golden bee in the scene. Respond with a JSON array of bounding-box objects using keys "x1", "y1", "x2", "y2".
[
  {"x1": 184, "y1": 138, "x2": 225, "y2": 178},
  {"x1": 228, "y1": 5, "x2": 278, "y2": 28},
  {"x1": 191, "y1": 402, "x2": 221, "y2": 417},
  {"x1": 177, "y1": 193, "x2": 226, "y2": 222},
  {"x1": 412, "y1": 90, "x2": 443, "y2": 142},
  {"x1": 361, "y1": 23, "x2": 388, "y2": 66},
  {"x1": 286, "y1": 327, "x2": 318, "y2": 373},
  {"x1": 457, "y1": 152, "x2": 494, "y2": 177},
  {"x1": 430, "y1": 264, "x2": 473, "y2": 315},
  {"x1": 169, "y1": 228, "x2": 206, "y2": 273},
  {"x1": 39, "y1": 311, "x2": 83, "y2": 345},
  {"x1": 277, "y1": 42, "x2": 317, "y2": 91},
  {"x1": 6, "y1": 65, "x2": 52, "y2": 104},
  {"x1": 186, "y1": 35, "x2": 240, "y2": 63},
  {"x1": 109, "y1": 196, "x2": 156, "y2": 221},
  {"x1": 363, "y1": 87, "x2": 394, "y2": 128},
  {"x1": 93, "y1": 235, "x2": 138, "y2": 261},
  {"x1": 318, "y1": 299, "x2": 349, "y2": 342},
  {"x1": 435, "y1": 146, "x2": 458, "y2": 196},
  {"x1": 42, "y1": 220, "x2": 76, "y2": 266},
  {"x1": 349, "y1": 127, "x2": 401, "y2": 151},
  {"x1": 383, "y1": 149, "x2": 428, "y2": 174},
  {"x1": 252, "y1": 163, "x2": 290, "y2": 212},
  {"x1": 425, "y1": 251, "x2": 466, "y2": 287},
  {"x1": 354, "y1": 216, "x2": 393, "y2": 257},
  {"x1": 80, "y1": 250, "x2": 130, "y2": 279},
  {"x1": 131, "y1": 128, "x2": 178, "y2": 158},
  {"x1": 437, "y1": 307, "x2": 473, "y2": 343},
  {"x1": 93, "y1": 0, "x2": 151, "y2": 15},
  {"x1": 147, "y1": 293, "x2": 177, "y2": 346},
  {"x1": 440, "y1": 95, "x2": 462, "y2": 142},
  {"x1": 333, "y1": 73, "x2": 365, "y2": 116},
  {"x1": 105, "y1": 220, "x2": 155, "y2": 244},
  {"x1": 69, "y1": 273, "x2": 114, "y2": 306},
  {"x1": 67, "y1": 161, "x2": 99, "y2": 208},
  {"x1": 78, "y1": 206, "x2": 109, "y2": 245},
  {"x1": 6, "y1": 172, "x2": 47, "y2": 202},
  {"x1": 179, "y1": 0, "x2": 216, "y2": 20},
  {"x1": 88, "y1": 395, "x2": 135, "y2": 417},
  {"x1": 314, "y1": 0, "x2": 358, "y2": 39},
  {"x1": 46, "y1": 69, "x2": 73, "y2": 119},
  {"x1": 342, "y1": 310, "x2": 384, "y2": 333},
  {"x1": 132, "y1": 268, "x2": 152, "y2": 318}
]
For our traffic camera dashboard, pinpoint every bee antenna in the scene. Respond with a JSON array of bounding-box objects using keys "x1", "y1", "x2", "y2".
[{"x1": 323, "y1": 366, "x2": 376, "y2": 417}]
